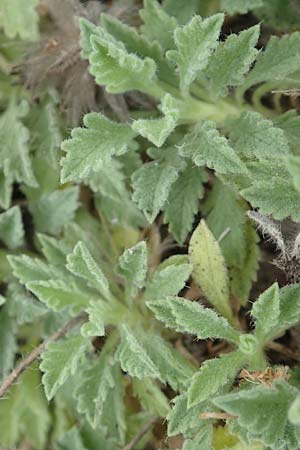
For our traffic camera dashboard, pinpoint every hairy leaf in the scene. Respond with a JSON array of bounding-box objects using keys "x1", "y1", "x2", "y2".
[
  {"x1": 189, "y1": 220, "x2": 233, "y2": 321},
  {"x1": 188, "y1": 351, "x2": 246, "y2": 406},
  {"x1": 119, "y1": 241, "x2": 148, "y2": 301},
  {"x1": 221, "y1": 0, "x2": 263, "y2": 14},
  {"x1": 41, "y1": 335, "x2": 90, "y2": 400},
  {"x1": 179, "y1": 121, "x2": 246, "y2": 174},
  {"x1": 0, "y1": 206, "x2": 24, "y2": 249},
  {"x1": 61, "y1": 112, "x2": 136, "y2": 183},
  {"x1": 214, "y1": 380, "x2": 297, "y2": 448},
  {"x1": 167, "y1": 14, "x2": 224, "y2": 94},
  {"x1": 0, "y1": 0, "x2": 39, "y2": 41},
  {"x1": 147, "y1": 296, "x2": 240, "y2": 343},
  {"x1": 252, "y1": 283, "x2": 280, "y2": 343},
  {"x1": 66, "y1": 241, "x2": 110, "y2": 299},
  {"x1": 205, "y1": 25, "x2": 260, "y2": 96}
]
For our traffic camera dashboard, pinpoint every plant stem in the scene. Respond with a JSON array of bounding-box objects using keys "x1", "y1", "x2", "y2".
[{"x1": 0, "y1": 313, "x2": 86, "y2": 399}]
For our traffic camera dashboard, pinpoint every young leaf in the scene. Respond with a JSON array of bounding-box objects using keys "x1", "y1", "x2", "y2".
[
  {"x1": 76, "y1": 335, "x2": 117, "y2": 427},
  {"x1": 167, "y1": 14, "x2": 224, "y2": 94},
  {"x1": 277, "y1": 284, "x2": 300, "y2": 332},
  {"x1": 41, "y1": 335, "x2": 90, "y2": 400},
  {"x1": 167, "y1": 393, "x2": 209, "y2": 437},
  {"x1": 116, "y1": 325, "x2": 161, "y2": 379},
  {"x1": 252, "y1": 283, "x2": 280, "y2": 343},
  {"x1": 66, "y1": 241, "x2": 110, "y2": 299},
  {"x1": 37, "y1": 233, "x2": 70, "y2": 267},
  {"x1": 118, "y1": 241, "x2": 148, "y2": 301},
  {"x1": 214, "y1": 380, "x2": 297, "y2": 448},
  {"x1": 188, "y1": 351, "x2": 246, "y2": 407},
  {"x1": 189, "y1": 219, "x2": 233, "y2": 322},
  {"x1": 179, "y1": 121, "x2": 247, "y2": 174},
  {"x1": 229, "y1": 111, "x2": 290, "y2": 160},
  {"x1": 230, "y1": 221, "x2": 260, "y2": 305},
  {"x1": 131, "y1": 159, "x2": 180, "y2": 223},
  {"x1": 0, "y1": 206, "x2": 24, "y2": 249},
  {"x1": 8, "y1": 254, "x2": 62, "y2": 285},
  {"x1": 61, "y1": 112, "x2": 136, "y2": 183},
  {"x1": 57, "y1": 427, "x2": 89, "y2": 450},
  {"x1": 205, "y1": 25, "x2": 260, "y2": 97},
  {"x1": 6, "y1": 282, "x2": 47, "y2": 325},
  {"x1": 144, "y1": 260, "x2": 192, "y2": 301},
  {"x1": 140, "y1": 0, "x2": 178, "y2": 51},
  {"x1": 243, "y1": 32, "x2": 300, "y2": 89},
  {"x1": 132, "y1": 94, "x2": 179, "y2": 147},
  {"x1": 164, "y1": 164, "x2": 206, "y2": 244},
  {"x1": 0, "y1": 101, "x2": 37, "y2": 201},
  {"x1": 29, "y1": 187, "x2": 79, "y2": 235},
  {"x1": 0, "y1": 367, "x2": 50, "y2": 450},
  {"x1": 183, "y1": 425, "x2": 213, "y2": 450},
  {"x1": 132, "y1": 378, "x2": 170, "y2": 417},
  {"x1": 88, "y1": 30, "x2": 161, "y2": 97},
  {"x1": 27, "y1": 280, "x2": 93, "y2": 314},
  {"x1": 147, "y1": 296, "x2": 240, "y2": 343},
  {"x1": 0, "y1": 0, "x2": 39, "y2": 41}
]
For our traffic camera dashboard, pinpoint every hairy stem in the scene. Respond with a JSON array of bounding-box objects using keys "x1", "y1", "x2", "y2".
[{"x1": 0, "y1": 313, "x2": 86, "y2": 399}]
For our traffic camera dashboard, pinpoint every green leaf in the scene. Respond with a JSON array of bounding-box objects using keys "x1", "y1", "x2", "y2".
[
  {"x1": 204, "y1": 25, "x2": 260, "y2": 97},
  {"x1": 183, "y1": 426, "x2": 213, "y2": 450},
  {"x1": 168, "y1": 393, "x2": 209, "y2": 437},
  {"x1": 214, "y1": 380, "x2": 297, "y2": 448},
  {"x1": 286, "y1": 155, "x2": 300, "y2": 194},
  {"x1": 116, "y1": 325, "x2": 161, "y2": 379},
  {"x1": 179, "y1": 121, "x2": 247, "y2": 174},
  {"x1": 244, "y1": 32, "x2": 300, "y2": 89},
  {"x1": 147, "y1": 296, "x2": 240, "y2": 343},
  {"x1": 164, "y1": 164, "x2": 206, "y2": 244},
  {"x1": 57, "y1": 427, "x2": 89, "y2": 450},
  {"x1": 0, "y1": 367, "x2": 50, "y2": 450},
  {"x1": 76, "y1": 335, "x2": 118, "y2": 427},
  {"x1": 289, "y1": 395, "x2": 300, "y2": 426},
  {"x1": 252, "y1": 283, "x2": 280, "y2": 342},
  {"x1": 163, "y1": 0, "x2": 202, "y2": 24},
  {"x1": 37, "y1": 233, "x2": 70, "y2": 267},
  {"x1": 167, "y1": 14, "x2": 224, "y2": 94},
  {"x1": 61, "y1": 112, "x2": 136, "y2": 183},
  {"x1": 141, "y1": 331, "x2": 196, "y2": 390},
  {"x1": 140, "y1": 0, "x2": 178, "y2": 51},
  {"x1": 0, "y1": 101, "x2": 37, "y2": 203},
  {"x1": 189, "y1": 219, "x2": 233, "y2": 321},
  {"x1": 242, "y1": 176, "x2": 300, "y2": 222},
  {"x1": 132, "y1": 94, "x2": 179, "y2": 147},
  {"x1": 93, "y1": 159, "x2": 146, "y2": 229},
  {"x1": 6, "y1": 282, "x2": 47, "y2": 325},
  {"x1": 144, "y1": 259, "x2": 192, "y2": 301},
  {"x1": 230, "y1": 221, "x2": 260, "y2": 305},
  {"x1": 0, "y1": 206, "x2": 24, "y2": 249},
  {"x1": 229, "y1": 111, "x2": 290, "y2": 160},
  {"x1": 204, "y1": 180, "x2": 247, "y2": 268},
  {"x1": 27, "y1": 280, "x2": 92, "y2": 314},
  {"x1": 119, "y1": 241, "x2": 148, "y2": 301},
  {"x1": 88, "y1": 28, "x2": 161, "y2": 97},
  {"x1": 8, "y1": 254, "x2": 62, "y2": 284},
  {"x1": 131, "y1": 158, "x2": 180, "y2": 223},
  {"x1": 0, "y1": 307, "x2": 16, "y2": 382},
  {"x1": 221, "y1": 0, "x2": 263, "y2": 14},
  {"x1": 277, "y1": 284, "x2": 300, "y2": 332},
  {"x1": 29, "y1": 187, "x2": 79, "y2": 235},
  {"x1": 0, "y1": 0, "x2": 39, "y2": 41},
  {"x1": 66, "y1": 241, "x2": 110, "y2": 299},
  {"x1": 274, "y1": 110, "x2": 300, "y2": 151},
  {"x1": 188, "y1": 351, "x2": 245, "y2": 407},
  {"x1": 41, "y1": 335, "x2": 90, "y2": 400},
  {"x1": 132, "y1": 378, "x2": 170, "y2": 417}
]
